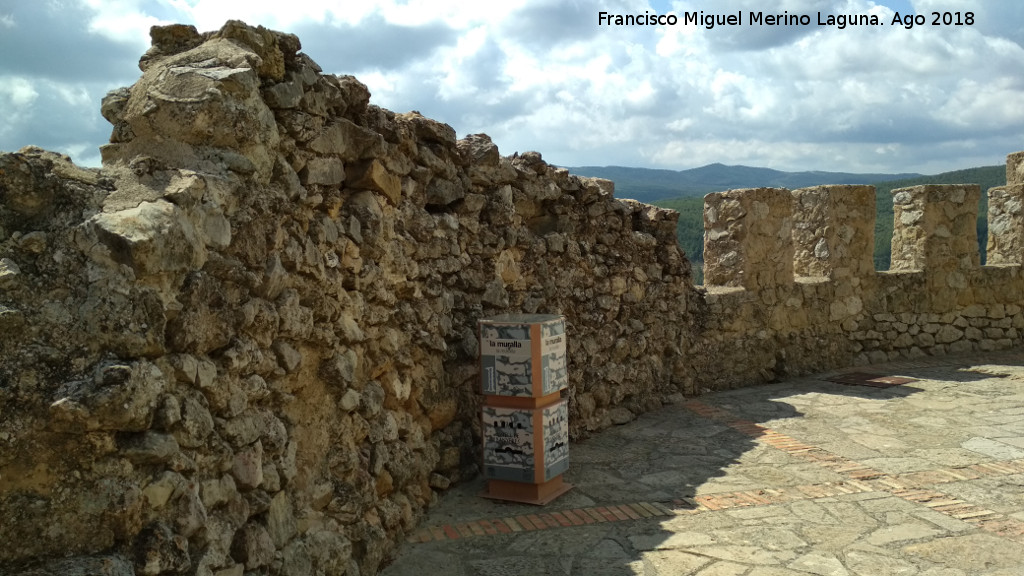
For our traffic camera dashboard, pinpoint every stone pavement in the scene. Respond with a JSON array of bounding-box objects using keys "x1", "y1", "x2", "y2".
[{"x1": 381, "y1": 350, "x2": 1024, "y2": 576}]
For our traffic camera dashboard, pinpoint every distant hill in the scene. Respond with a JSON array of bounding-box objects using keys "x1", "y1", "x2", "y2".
[
  {"x1": 567, "y1": 164, "x2": 922, "y2": 203},
  {"x1": 648, "y1": 164, "x2": 1006, "y2": 284}
]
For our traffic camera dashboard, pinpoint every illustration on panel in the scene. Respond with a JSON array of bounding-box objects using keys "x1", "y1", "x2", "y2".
[
  {"x1": 482, "y1": 406, "x2": 536, "y2": 482},
  {"x1": 480, "y1": 315, "x2": 567, "y2": 397},
  {"x1": 542, "y1": 400, "x2": 570, "y2": 480},
  {"x1": 480, "y1": 322, "x2": 534, "y2": 396},
  {"x1": 540, "y1": 320, "x2": 568, "y2": 395}
]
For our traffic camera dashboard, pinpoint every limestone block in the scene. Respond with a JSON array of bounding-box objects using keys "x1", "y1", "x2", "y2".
[
  {"x1": 0, "y1": 150, "x2": 57, "y2": 217},
  {"x1": 320, "y1": 349, "x2": 359, "y2": 387},
  {"x1": 426, "y1": 177, "x2": 465, "y2": 207},
  {"x1": 142, "y1": 471, "x2": 185, "y2": 509},
  {"x1": 360, "y1": 381, "x2": 386, "y2": 417},
  {"x1": 215, "y1": 20, "x2": 289, "y2": 81},
  {"x1": 18, "y1": 231, "x2": 47, "y2": 253},
  {"x1": 381, "y1": 372, "x2": 411, "y2": 404},
  {"x1": 220, "y1": 411, "x2": 264, "y2": 448},
  {"x1": 458, "y1": 133, "x2": 500, "y2": 166},
  {"x1": 935, "y1": 324, "x2": 964, "y2": 344},
  {"x1": 49, "y1": 361, "x2": 166, "y2": 433},
  {"x1": 495, "y1": 248, "x2": 523, "y2": 287},
  {"x1": 174, "y1": 392, "x2": 214, "y2": 448},
  {"x1": 306, "y1": 531, "x2": 353, "y2": 574},
  {"x1": 890, "y1": 184, "x2": 980, "y2": 272},
  {"x1": 200, "y1": 474, "x2": 238, "y2": 509},
  {"x1": 271, "y1": 340, "x2": 302, "y2": 373},
  {"x1": 791, "y1": 185, "x2": 875, "y2": 280},
  {"x1": 199, "y1": 206, "x2": 232, "y2": 249},
  {"x1": 231, "y1": 523, "x2": 275, "y2": 569},
  {"x1": 308, "y1": 118, "x2": 385, "y2": 161},
  {"x1": 1008, "y1": 151, "x2": 1024, "y2": 185},
  {"x1": 986, "y1": 184, "x2": 1024, "y2": 265},
  {"x1": 703, "y1": 187, "x2": 794, "y2": 289},
  {"x1": 267, "y1": 491, "x2": 298, "y2": 548},
  {"x1": 91, "y1": 200, "x2": 206, "y2": 277},
  {"x1": 949, "y1": 339, "x2": 973, "y2": 353},
  {"x1": 262, "y1": 72, "x2": 304, "y2": 109},
  {"x1": 231, "y1": 441, "x2": 264, "y2": 491},
  {"x1": 459, "y1": 133, "x2": 501, "y2": 184},
  {"x1": 113, "y1": 36, "x2": 282, "y2": 177},
  {"x1": 0, "y1": 258, "x2": 21, "y2": 289},
  {"x1": 399, "y1": 111, "x2": 457, "y2": 145},
  {"x1": 333, "y1": 390, "x2": 358, "y2": 414},
  {"x1": 134, "y1": 522, "x2": 191, "y2": 576},
  {"x1": 171, "y1": 483, "x2": 208, "y2": 538},
  {"x1": 300, "y1": 156, "x2": 345, "y2": 186},
  {"x1": 119, "y1": 431, "x2": 181, "y2": 465},
  {"x1": 347, "y1": 158, "x2": 401, "y2": 205}
]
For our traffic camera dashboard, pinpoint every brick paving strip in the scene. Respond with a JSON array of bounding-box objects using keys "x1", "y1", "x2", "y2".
[
  {"x1": 682, "y1": 399, "x2": 1024, "y2": 541},
  {"x1": 407, "y1": 363, "x2": 1024, "y2": 544},
  {"x1": 408, "y1": 455, "x2": 1024, "y2": 544}
]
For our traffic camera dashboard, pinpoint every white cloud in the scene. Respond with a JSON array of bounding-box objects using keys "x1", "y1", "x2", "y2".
[
  {"x1": 61, "y1": 142, "x2": 103, "y2": 168},
  {"x1": 2, "y1": 0, "x2": 1023, "y2": 175},
  {"x1": 0, "y1": 77, "x2": 39, "y2": 108},
  {"x1": 183, "y1": 0, "x2": 333, "y2": 30},
  {"x1": 81, "y1": 0, "x2": 160, "y2": 46},
  {"x1": 938, "y1": 76, "x2": 1024, "y2": 129},
  {"x1": 0, "y1": 77, "x2": 38, "y2": 141}
]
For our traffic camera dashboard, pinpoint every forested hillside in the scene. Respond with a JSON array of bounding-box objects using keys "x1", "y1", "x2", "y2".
[
  {"x1": 569, "y1": 164, "x2": 921, "y2": 204},
  {"x1": 652, "y1": 165, "x2": 1006, "y2": 284}
]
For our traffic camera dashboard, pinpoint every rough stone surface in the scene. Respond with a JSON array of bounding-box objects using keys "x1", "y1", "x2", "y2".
[
  {"x1": 987, "y1": 183, "x2": 1024, "y2": 266},
  {"x1": 696, "y1": 178, "x2": 1024, "y2": 387},
  {"x1": 2, "y1": 19, "x2": 1024, "y2": 576}
]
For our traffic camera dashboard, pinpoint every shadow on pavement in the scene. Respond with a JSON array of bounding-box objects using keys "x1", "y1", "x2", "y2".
[{"x1": 380, "y1": 352, "x2": 1024, "y2": 575}]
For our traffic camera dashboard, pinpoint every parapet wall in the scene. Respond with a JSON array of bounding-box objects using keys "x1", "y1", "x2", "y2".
[
  {"x1": 696, "y1": 174, "x2": 1024, "y2": 389},
  {"x1": 1, "y1": 19, "x2": 1022, "y2": 576}
]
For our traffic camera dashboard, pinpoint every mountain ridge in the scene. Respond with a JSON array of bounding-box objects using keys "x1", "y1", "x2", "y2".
[{"x1": 566, "y1": 163, "x2": 924, "y2": 203}]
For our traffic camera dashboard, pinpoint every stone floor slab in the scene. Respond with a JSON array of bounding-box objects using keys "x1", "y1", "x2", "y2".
[
  {"x1": 961, "y1": 437, "x2": 1024, "y2": 460},
  {"x1": 381, "y1": 351, "x2": 1024, "y2": 576}
]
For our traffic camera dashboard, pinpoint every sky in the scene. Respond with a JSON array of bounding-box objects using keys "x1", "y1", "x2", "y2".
[{"x1": 1, "y1": 0, "x2": 1023, "y2": 175}]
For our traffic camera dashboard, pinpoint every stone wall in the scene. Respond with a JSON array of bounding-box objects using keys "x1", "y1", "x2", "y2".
[
  {"x1": 695, "y1": 177, "x2": 1024, "y2": 390},
  {"x1": 1, "y1": 19, "x2": 1023, "y2": 576},
  {"x1": 0, "y1": 22, "x2": 694, "y2": 576}
]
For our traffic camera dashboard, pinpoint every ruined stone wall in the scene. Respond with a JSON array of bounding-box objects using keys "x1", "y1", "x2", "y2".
[
  {"x1": 4, "y1": 19, "x2": 1024, "y2": 576},
  {"x1": 0, "y1": 22, "x2": 695, "y2": 576}
]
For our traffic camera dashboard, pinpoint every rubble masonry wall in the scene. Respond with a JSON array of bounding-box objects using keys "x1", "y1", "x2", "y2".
[{"x1": 1, "y1": 20, "x2": 1023, "y2": 576}]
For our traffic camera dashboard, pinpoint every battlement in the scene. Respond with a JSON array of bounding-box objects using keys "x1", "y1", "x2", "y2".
[
  {"x1": 703, "y1": 152, "x2": 1024, "y2": 292},
  {"x1": 704, "y1": 182, "x2": 995, "y2": 288},
  {"x1": 695, "y1": 156, "x2": 1024, "y2": 384}
]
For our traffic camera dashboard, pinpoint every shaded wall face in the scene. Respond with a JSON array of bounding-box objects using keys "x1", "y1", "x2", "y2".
[{"x1": 0, "y1": 21, "x2": 696, "y2": 575}]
